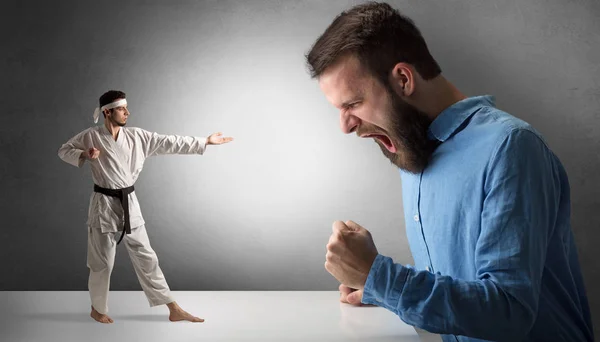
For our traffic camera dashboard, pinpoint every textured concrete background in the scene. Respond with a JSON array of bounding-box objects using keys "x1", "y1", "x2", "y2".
[{"x1": 2, "y1": 0, "x2": 599, "y2": 337}]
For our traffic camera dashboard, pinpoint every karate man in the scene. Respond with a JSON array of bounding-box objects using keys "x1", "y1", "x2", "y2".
[{"x1": 58, "y1": 90, "x2": 233, "y2": 324}]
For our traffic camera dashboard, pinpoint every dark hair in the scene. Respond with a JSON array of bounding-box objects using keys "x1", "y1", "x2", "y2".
[
  {"x1": 99, "y1": 90, "x2": 126, "y2": 108},
  {"x1": 306, "y1": 2, "x2": 441, "y2": 85}
]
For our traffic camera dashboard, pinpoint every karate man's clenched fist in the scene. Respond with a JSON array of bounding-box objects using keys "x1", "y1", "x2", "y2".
[
  {"x1": 84, "y1": 147, "x2": 100, "y2": 160},
  {"x1": 325, "y1": 220, "x2": 379, "y2": 290},
  {"x1": 207, "y1": 132, "x2": 234, "y2": 145}
]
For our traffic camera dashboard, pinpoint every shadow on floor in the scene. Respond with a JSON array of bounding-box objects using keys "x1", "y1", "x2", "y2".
[
  {"x1": 113, "y1": 314, "x2": 167, "y2": 322},
  {"x1": 22, "y1": 312, "x2": 168, "y2": 323}
]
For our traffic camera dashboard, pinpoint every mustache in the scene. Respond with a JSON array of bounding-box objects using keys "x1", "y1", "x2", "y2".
[{"x1": 355, "y1": 126, "x2": 389, "y2": 138}]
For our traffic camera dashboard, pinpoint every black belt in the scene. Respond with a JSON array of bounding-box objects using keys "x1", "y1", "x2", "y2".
[{"x1": 93, "y1": 184, "x2": 135, "y2": 245}]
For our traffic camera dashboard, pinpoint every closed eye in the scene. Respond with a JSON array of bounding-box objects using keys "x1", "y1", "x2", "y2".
[{"x1": 343, "y1": 101, "x2": 361, "y2": 110}]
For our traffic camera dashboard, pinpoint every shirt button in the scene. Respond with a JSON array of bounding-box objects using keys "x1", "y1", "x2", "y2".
[{"x1": 413, "y1": 214, "x2": 420, "y2": 222}]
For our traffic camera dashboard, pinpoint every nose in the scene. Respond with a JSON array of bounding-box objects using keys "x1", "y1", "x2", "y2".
[{"x1": 340, "y1": 111, "x2": 360, "y2": 134}]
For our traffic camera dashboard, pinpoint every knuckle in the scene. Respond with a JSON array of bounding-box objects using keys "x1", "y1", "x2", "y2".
[
  {"x1": 327, "y1": 240, "x2": 339, "y2": 251},
  {"x1": 332, "y1": 221, "x2": 343, "y2": 232}
]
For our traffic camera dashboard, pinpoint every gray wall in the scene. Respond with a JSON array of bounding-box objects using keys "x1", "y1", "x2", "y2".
[{"x1": 2, "y1": 0, "x2": 599, "y2": 334}]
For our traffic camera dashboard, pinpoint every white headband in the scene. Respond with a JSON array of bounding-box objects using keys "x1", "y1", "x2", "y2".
[{"x1": 93, "y1": 99, "x2": 128, "y2": 123}]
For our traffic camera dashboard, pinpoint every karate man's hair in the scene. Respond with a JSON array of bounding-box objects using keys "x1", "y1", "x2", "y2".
[
  {"x1": 99, "y1": 90, "x2": 126, "y2": 118},
  {"x1": 306, "y1": 2, "x2": 441, "y2": 85}
]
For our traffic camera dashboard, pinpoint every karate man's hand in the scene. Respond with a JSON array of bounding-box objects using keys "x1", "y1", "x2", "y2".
[
  {"x1": 207, "y1": 132, "x2": 234, "y2": 145},
  {"x1": 83, "y1": 147, "x2": 100, "y2": 160},
  {"x1": 339, "y1": 284, "x2": 365, "y2": 306},
  {"x1": 325, "y1": 220, "x2": 378, "y2": 290}
]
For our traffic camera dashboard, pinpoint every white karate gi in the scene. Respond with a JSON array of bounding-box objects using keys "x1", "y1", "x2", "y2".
[{"x1": 58, "y1": 125, "x2": 207, "y2": 314}]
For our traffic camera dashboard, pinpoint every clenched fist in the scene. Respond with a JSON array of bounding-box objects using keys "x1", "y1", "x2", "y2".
[
  {"x1": 325, "y1": 220, "x2": 379, "y2": 290},
  {"x1": 83, "y1": 147, "x2": 100, "y2": 160}
]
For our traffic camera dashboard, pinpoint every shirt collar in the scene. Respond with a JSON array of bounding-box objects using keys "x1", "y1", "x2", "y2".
[
  {"x1": 427, "y1": 95, "x2": 495, "y2": 142},
  {"x1": 99, "y1": 125, "x2": 124, "y2": 143}
]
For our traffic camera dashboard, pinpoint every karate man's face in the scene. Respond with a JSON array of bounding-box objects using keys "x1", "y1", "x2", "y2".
[
  {"x1": 318, "y1": 55, "x2": 436, "y2": 173},
  {"x1": 105, "y1": 101, "x2": 130, "y2": 127}
]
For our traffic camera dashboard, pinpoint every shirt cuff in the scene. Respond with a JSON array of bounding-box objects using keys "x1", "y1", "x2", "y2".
[
  {"x1": 198, "y1": 137, "x2": 207, "y2": 154},
  {"x1": 64, "y1": 149, "x2": 85, "y2": 168},
  {"x1": 77, "y1": 152, "x2": 86, "y2": 167},
  {"x1": 361, "y1": 254, "x2": 408, "y2": 311}
]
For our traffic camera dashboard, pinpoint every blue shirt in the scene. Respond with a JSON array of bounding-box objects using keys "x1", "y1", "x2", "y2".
[{"x1": 362, "y1": 96, "x2": 594, "y2": 341}]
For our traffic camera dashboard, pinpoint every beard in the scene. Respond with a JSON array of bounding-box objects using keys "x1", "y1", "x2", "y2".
[{"x1": 376, "y1": 89, "x2": 438, "y2": 173}]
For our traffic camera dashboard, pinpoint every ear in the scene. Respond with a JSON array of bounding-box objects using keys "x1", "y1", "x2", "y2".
[{"x1": 388, "y1": 63, "x2": 415, "y2": 97}]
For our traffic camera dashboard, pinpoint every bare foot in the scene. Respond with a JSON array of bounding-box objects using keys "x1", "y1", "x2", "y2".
[
  {"x1": 169, "y1": 306, "x2": 204, "y2": 323},
  {"x1": 169, "y1": 309, "x2": 204, "y2": 323},
  {"x1": 167, "y1": 301, "x2": 204, "y2": 323},
  {"x1": 90, "y1": 306, "x2": 114, "y2": 324}
]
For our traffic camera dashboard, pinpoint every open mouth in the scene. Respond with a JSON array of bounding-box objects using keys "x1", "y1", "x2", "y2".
[{"x1": 362, "y1": 133, "x2": 397, "y2": 153}]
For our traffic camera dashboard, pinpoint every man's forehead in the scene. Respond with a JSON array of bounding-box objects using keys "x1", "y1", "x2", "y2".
[{"x1": 319, "y1": 56, "x2": 368, "y2": 105}]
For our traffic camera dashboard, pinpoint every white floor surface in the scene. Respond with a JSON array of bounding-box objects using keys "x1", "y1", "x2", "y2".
[{"x1": 1, "y1": 291, "x2": 431, "y2": 342}]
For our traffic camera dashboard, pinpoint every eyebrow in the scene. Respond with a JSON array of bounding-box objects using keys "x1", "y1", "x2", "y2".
[{"x1": 340, "y1": 97, "x2": 362, "y2": 109}]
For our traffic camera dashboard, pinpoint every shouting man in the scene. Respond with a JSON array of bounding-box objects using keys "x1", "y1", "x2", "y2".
[{"x1": 308, "y1": 2, "x2": 593, "y2": 341}]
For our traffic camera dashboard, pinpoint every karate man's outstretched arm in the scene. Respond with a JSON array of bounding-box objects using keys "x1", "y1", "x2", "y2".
[{"x1": 137, "y1": 128, "x2": 233, "y2": 158}]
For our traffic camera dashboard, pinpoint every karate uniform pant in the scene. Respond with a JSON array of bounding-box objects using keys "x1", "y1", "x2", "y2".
[{"x1": 87, "y1": 224, "x2": 174, "y2": 314}]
